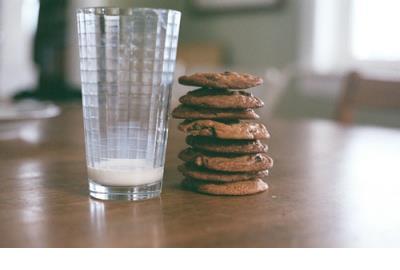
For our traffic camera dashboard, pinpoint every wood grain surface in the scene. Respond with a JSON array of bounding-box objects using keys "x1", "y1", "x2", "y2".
[{"x1": 0, "y1": 103, "x2": 400, "y2": 247}]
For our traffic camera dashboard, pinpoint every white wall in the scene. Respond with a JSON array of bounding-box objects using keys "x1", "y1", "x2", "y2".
[{"x1": 180, "y1": 0, "x2": 299, "y2": 68}]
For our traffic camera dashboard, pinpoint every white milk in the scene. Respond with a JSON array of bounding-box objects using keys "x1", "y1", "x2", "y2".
[{"x1": 87, "y1": 159, "x2": 163, "y2": 186}]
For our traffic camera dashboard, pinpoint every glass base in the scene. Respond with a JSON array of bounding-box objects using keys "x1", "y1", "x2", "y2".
[{"x1": 89, "y1": 180, "x2": 161, "y2": 201}]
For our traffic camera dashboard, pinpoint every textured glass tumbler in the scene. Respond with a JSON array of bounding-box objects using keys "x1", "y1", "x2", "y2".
[{"x1": 77, "y1": 7, "x2": 181, "y2": 200}]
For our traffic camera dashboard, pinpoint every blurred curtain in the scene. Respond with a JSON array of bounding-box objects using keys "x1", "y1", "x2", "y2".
[{"x1": 0, "y1": 0, "x2": 39, "y2": 98}]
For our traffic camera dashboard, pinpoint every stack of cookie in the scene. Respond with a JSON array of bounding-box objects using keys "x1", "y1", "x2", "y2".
[{"x1": 172, "y1": 71, "x2": 273, "y2": 196}]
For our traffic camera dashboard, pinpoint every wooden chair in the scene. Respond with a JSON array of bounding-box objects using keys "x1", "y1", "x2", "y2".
[{"x1": 336, "y1": 71, "x2": 400, "y2": 124}]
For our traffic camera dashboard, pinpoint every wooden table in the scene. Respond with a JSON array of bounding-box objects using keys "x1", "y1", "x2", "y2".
[{"x1": 1, "y1": 103, "x2": 400, "y2": 247}]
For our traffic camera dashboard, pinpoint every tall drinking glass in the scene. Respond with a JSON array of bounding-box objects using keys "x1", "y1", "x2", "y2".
[{"x1": 76, "y1": 7, "x2": 181, "y2": 200}]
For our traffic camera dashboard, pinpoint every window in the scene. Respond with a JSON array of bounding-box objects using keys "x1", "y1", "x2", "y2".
[
  {"x1": 304, "y1": 0, "x2": 400, "y2": 75},
  {"x1": 351, "y1": 0, "x2": 400, "y2": 61}
]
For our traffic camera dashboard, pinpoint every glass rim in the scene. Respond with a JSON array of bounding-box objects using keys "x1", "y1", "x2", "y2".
[{"x1": 76, "y1": 7, "x2": 181, "y2": 16}]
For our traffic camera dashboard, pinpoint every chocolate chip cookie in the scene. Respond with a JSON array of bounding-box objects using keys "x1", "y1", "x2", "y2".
[
  {"x1": 178, "y1": 119, "x2": 270, "y2": 140},
  {"x1": 179, "y1": 88, "x2": 264, "y2": 109},
  {"x1": 173, "y1": 70, "x2": 273, "y2": 195},
  {"x1": 186, "y1": 136, "x2": 268, "y2": 154},
  {"x1": 178, "y1": 71, "x2": 263, "y2": 89},
  {"x1": 172, "y1": 104, "x2": 259, "y2": 120},
  {"x1": 182, "y1": 178, "x2": 268, "y2": 196},
  {"x1": 178, "y1": 148, "x2": 273, "y2": 172},
  {"x1": 178, "y1": 163, "x2": 269, "y2": 182}
]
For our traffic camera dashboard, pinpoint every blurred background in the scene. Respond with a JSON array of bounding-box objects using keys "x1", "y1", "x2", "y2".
[{"x1": 0, "y1": 0, "x2": 399, "y2": 130}]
